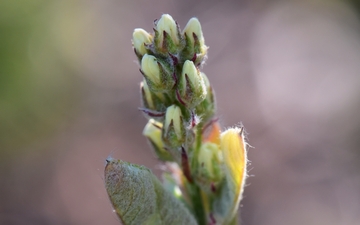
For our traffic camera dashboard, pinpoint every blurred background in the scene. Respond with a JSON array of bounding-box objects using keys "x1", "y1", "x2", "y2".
[{"x1": 1, "y1": 0, "x2": 360, "y2": 224}]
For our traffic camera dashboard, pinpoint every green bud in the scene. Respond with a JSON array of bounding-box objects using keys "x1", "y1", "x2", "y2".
[
  {"x1": 176, "y1": 60, "x2": 207, "y2": 108},
  {"x1": 195, "y1": 72, "x2": 215, "y2": 122},
  {"x1": 141, "y1": 54, "x2": 175, "y2": 92},
  {"x1": 162, "y1": 105, "x2": 186, "y2": 150},
  {"x1": 154, "y1": 14, "x2": 181, "y2": 54},
  {"x1": 194, "y1": 142, "x2": 224, "y2": 193},
  {"x1": 141, "y1": 54, "x2": 160, "y2": 84},
  {"x1": 182, "y1": 17, "x2": 208, "y2": 65},
  {"x1": 132, "y1": 28, "x2": 153, "y2": 58},
  {"x1": 143, "y1": 119, "x2": 173, "y2": 161},
  {"x1": 183, "y1": 18, "x2": 205, "y2": 50},
  {"x1": 140, "y1": 80, "x2": 168, "y2": 116}
]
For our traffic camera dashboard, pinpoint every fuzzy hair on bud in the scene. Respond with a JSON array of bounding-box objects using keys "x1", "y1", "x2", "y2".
[
  {"x1": 164, "y1": 105, "x2": 183, "y2": 140},
  {"x1": 176, "y1": 60, "x2": 207, "y2": 108},
  {"x1": 182, "y1": 18, "x2": 205, "y2": 49},
  {"x1": 156, "y1": 14, "x2": 179, "y2": 46}
]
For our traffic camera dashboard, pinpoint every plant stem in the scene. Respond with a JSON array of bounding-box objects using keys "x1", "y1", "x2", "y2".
[{"x1": 188, "y1": 183, "x2": 206, "y2": 225}]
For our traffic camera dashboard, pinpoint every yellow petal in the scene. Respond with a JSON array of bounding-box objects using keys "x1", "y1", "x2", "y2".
[{"x1": 220, "y1": 127, "x2": 247, "y2": 220}]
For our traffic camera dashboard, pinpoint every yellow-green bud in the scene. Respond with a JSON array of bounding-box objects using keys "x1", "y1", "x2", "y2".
[
  {"x1": 154, "y1": 14, "x2": 181, "y2": 54},
  {"x1": 132, "y1": 28, "x2": 153, "y2": 57},
  {"x1": 194, "y1": 142, "x2": 224, "y2": 192},
  {"x1": 162, "y1": 105, "x2": 186, "y2": 150},
  {"x1": 164, "y1": 105, "x2": 183, "y2": 140},
  {"x1": 141, "y1": 54, "x2": 160, "y2": 83},
  {"x1": 141, "y1": 54, "x2": 175, "y2": 92},
  {"x1": 176, "y1": 60, "x2": 207, "y2": 108},
  {"x1": 195, "y1": 72, "x2": 215, "y2": 122},
  {"x1": 157, "y1": 14, "x2": 179, "y2": 44},
  {"x1": 182, "y1": 17, "x2": 208, "y2": 65},
  {"x1": 143, "y1": 119, "x2": 173, "y2": 161},
  {"x1": 140, "y1": 80, "x2": 168, "y2": 116},
  {"x1": 183, "y1": 18, "x2": 205, "y2": 50}
]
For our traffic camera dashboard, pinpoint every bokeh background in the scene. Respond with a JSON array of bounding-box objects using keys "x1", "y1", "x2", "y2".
[{"x1": 1, "y1": 0, "x2": 360, "y2": 224}]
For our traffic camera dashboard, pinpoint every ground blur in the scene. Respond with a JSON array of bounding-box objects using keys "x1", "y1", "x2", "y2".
[{"x1": 1, "y1": 0, "x2": 360, "y2": 224}]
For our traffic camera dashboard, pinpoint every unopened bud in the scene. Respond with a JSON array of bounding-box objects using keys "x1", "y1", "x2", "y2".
[
  {"x1": 162, "y1": 105, "x2": 186, "y2": 149},
  {"x1": 195, "y1": 72, "x2": 215, "y2": 122},
  {"x1": 132, "y1": 28, "x2": 153, "y2": 57},
  {"x1": 183, "y1": 18, "x2": 205, "y2": 50},
  {"x1": 141, "y1": 54, "x2": 160, "y2": 83},
  {"x1": 182, "y1": 18, "x2": 208, "y2": 65},
  {"x1": 176, "y1": 60, "x2": 207, "y2": 108},
  {"x1": 141, "y1": 54, "x2": 175, "y2": 92},
  {"x1": 155, "y1": 14, "x2": 180, "y2": 53},
  {"x1": 140, "y1": 80, "x2": 168, "y2": 117},
  {"x1": 143, "y1": 119, "x2": 173, "y2": 161},
  {"x1": 194, "y1": 142, "x2": 224, "y2": 192}
]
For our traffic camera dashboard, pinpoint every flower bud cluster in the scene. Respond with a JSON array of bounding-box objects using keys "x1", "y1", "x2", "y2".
[
  {"x1": 132, "y1": 14, "x2": 248, "y2": 225},
  {"x1": 133, "y1": 14, "x2": 213, "y2": 157}
]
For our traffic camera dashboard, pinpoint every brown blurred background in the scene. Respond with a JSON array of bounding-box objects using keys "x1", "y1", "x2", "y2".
[{"x1": 1, "y1": 0, "x2": 360, "y2": 224}]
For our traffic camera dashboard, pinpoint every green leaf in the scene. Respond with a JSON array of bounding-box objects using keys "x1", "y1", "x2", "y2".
[{"x1": 104, "y1": 158, "x2": 198, "y2": 225}]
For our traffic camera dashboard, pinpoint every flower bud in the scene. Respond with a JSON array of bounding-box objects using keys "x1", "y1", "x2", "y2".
[
  {"x1": 143, "y1": 119, "x2": 173, "y2": 161},
  {"x1": 141, "y1": 54, "x2": 175, "y2": 92},
  {"x1": 176, "y1": 60, "x2": 207, "y2": 108},
  {"x1": 140, "y1": 80, "x2": 168, "y2": 117},
  {"x1": 183, "y1": 18, "x2": 205, "y2": 50},
  {"x1": 182, "y1": 18, "x2": 208, "y2": 65},
  {"x1": 162, "y1": 105, "x2": 186, "y2": 149},
  {"x1": 141, "y1": 54, "x2": 160, "y2": 83},
  {"x1": 132, "y1": 28, "x2": 153, "y2": 57},
  {"x1": 212, "y1": 127, "x2": 247, "y2": 224},
  {"x1": 194, "y1": 142, "x2": 224, "y2": 193},
  {"x1": 195, "y1": 72, "x2": 215, "y2": 122},
  {"x1": 154, "y1": 14, "x2": 181, "y2": 53}
]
